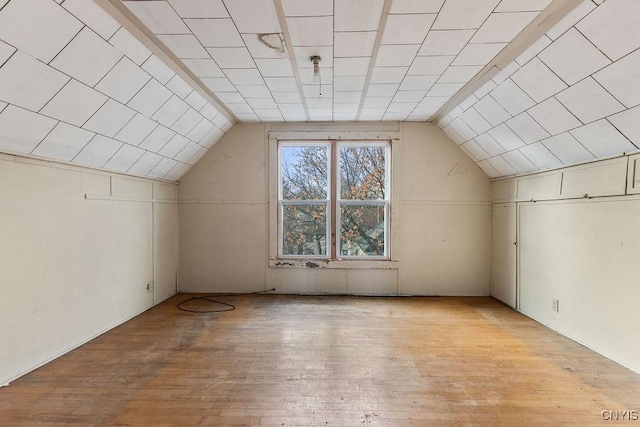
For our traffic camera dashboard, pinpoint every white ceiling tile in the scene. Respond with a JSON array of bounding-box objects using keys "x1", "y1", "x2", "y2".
[
  {"x1": 473, "y1": 79, "x2": 497, "y2": 99},
  {"x1": 142, "y1": 55, "x2": 176, "y2": 84},
  {"x1": 496, "y1": 0, "x2": 551, "y2": 12},
  {"x1": 608, "y1": 106, "x2": 640, "y2": 146},
  {"x1": 104, "y1": 144, "x2": 145, "y2": 172},
  {"x1": 234, "y1": 113, "x2": 260, "y2": 122},
  {"x1": 160, "y1": 134, "x2": 190, "y2": 157},
  {"x1": 334, "y1": 32, "x2": 377, "y2": 57},
  {"x1": 364, "y1": 97, "x2": 393, "y2": 107},
  {"x1": 127, "y1": 79, "x2": 173, "y2": 117},
  {"x1": 212, "y1": 114, "x2": 231, "y2": 129},
  {"x1": 459, "y1": 94, "x2": 479, "y2": 111},
  {"x1": 471, "y1": 12, "x2": 538, "y2": 43},
  {"x1": 307, "y1": 108, "x2": 332, "y2": 118},
  {"x1": 438, "y1": 65, "x2": 483, "y2": 83},
  {"x1": 153, "y1": 95, "x2": 190, "y2": 127},
  {"x1": 95, "y1": 57, "x2": 151, "y2": 104},
  {"x1": 577, "y1": 0, "x2": 640, "y2": 61},
  {"x1": 188, "y1": 119, "x2": 215, "y2": 142},
  {"x1": 490, "y1": 79, "x2": 535, "y2": 115},
  {"x1": 594, "y1": 49, "x2": 640, "y2": 109},
  {"x1": 139, "y1": 125, "x2": 176, "y2": 152},
  {"x1": 0, "y1": 105, "x2": 57, "y2": 153},
  {"x1": 182, "y1": 58, "x2": 224, "y2": 78},
  {"x1": 227, "y1": 103, "x2": 254, "y2": 114},
  {"x1": 299, "y1": 67, "x2": 333, "y2": 85},
  {"x1": 282, "y1": 0, "x2": 332, "y2": 16},
  {"x1": 223, "y1": 0, "x2": 280, "y2": 33},
  {"x1": 492, "y1": 62, "x2": 520, "y2": 84},
  {"x1": 334, "y1": 76, "x2": 367, "y2": 92},
  {"x1": 399, "y1": 75, "x2": 438, "y2": 91},
  {"x1": 461, "y1": 108, "x2": 492, "y2": 134},
  {"x1": 542, "y1": 132, "x2": 594, "y2": 164},
  {"x1": 546, "y1": 0, "x2": 595, "y2": 40},
  {"x1": 208, "y1": 47, "x2": 255, "y2": 68},
  {"x1": 511, "y1": 57, "x2": 567, "y2": 103},
  {"x1": 199, "y1": 104, "x2": 220, "y2": 121},
  {"x1": 0, "y1": 52, "x2": 69, "y2": 112},
  {"x1": 255, "y1": 108, "x2": 284, "y2": 119},
  {"x1": 418, "y1": 30, "x2": 475, "y2": 56},
  {"x1": 570, "y1": 119, "x2": 636, "y2": 157},
  {"x1": 392, "y1": 91, "x2": 426, "y2": 103},
  {"x1": 474, "y1": 95, "x2": 511, "y2": 126},
  {"x1": 370, "y1": 67, "x2": 408, "y2": 84},
  {"x1": 528, "y1": 96, "x2": 581, "y2": 135},
  {"x1": 201, "y1": 77, "x2": 236, "y2": 92},
  {"x1": 417, "y1": 96, "x2": 448, "y2": 108},
  {"x1": 486, "y1": 155, "x2": 516, "y2": 176},
  {"x1": 109, "y1": 27, "x2": 151, "y2": 66},
  {"x1": 157, "y1": 34, "x2": 210, "y2": 58},
  {"x1": 539, "y1": 28, "x2": 611, "y2": 85},
  {"x1": 129, "y1": 151, "x2": 163, "y2": 176},
  {"x1": 168, "y1": 0, "x2": 228, "y2": 18},
  {"x1": 73, "y1": 135, "x2": 122, "y2": 167},
  {"x1": 216, "y1": 92, "x2": 246, "y2": 104},
  {"x1": 334, "y1": 58, "x2": 370, "y2": 76},
  {"x1": 556, "y1": 77, "x2": 624, "y2": 124},
  {"x1": 62, "y1": 0, "x2": 120, "y2": 40},
  {"x1": 376, "y1": 45, "x2": 420, "y2": 67},
  {"x1": 51, "y1": 27, "x2": 123, "y2": 87},
  {"x1": 515, "y1": 35, "x2": 551, "y2": 66},
  {"x1": 488, "y1": 123, "x2": 525, "y2": 151},
  {"x1": 148, "y1": 157, "x2": 178, "y2": 179},
  {"x1": 167, "y1": 162, "x2": 193, "y2": 178},
  {"x1": 383, "y1": 112, "x2": 410, "y2": 120},
  {"x1": 199, "y1": 127, "x2": 224, "y2": 147},
  {"x1": 334, "y1": 103, "x2": 360, "y2": 113},
  {"x1": 287, "y1": 16, "x2": 333, "y2": 46},
  {"x1": 123, "y1": 1, "x2": 189, "y2": 34},
  {"x1": 175, "y1": 141, "x2": 201, "y2": 163},
  {"x1": 303, "y1": 84, "x2": 331, "y2": 99},
  {"x1": 83, "y1": 99, "x2": 136, "y2": 137},
  {"x1": 334, "y1": 113, "x2": 359, "y2": 121},
  {"x1": 185, "y1": 91, "x2": 208, "y2": 110},
  {"x1": 115, "y1": 114, "x2": 158, "y2": 145},
  {"x1": 450, "y1": 116, "x2": 477, "y2": 141},
  {"x1": 452, "y1": 43, "x2": 507, "y2": 66},
  {"x1": 519, "y1": 142, "x2": 562, "y2": 169},
  {"x1": 361, "y1": 107, "x2": 388, "y2": 116},
  {"x1": 427, "y1": 82, "x2": 464, "y2": 96},
  {"x1": 503, "y1": 150, "x2": 537, "y2": 173},
  {"x1": 448, "y1": 105, "x2": 464, "y2": 119},
  {"x1": 0, "y1": 39, "x2": 15, "y2": 66},
  {"x1": 474, "y1": 133, "x2": 505, "y2": 156},
  {"x1": 334, "y1": 91, "x2": 363, "y2": 103},
  {"x1": 0, "y1": 0, "x2": 82, "y2": 63},
  {"x1": 463, "y1": 140, "x2": 490, "y2": 160},
  {"x1": 184, "y1": 18, "x2": 243, "y2": 48},
  {"x1": 224, "y1": 68, "x2": 264, "y2": 86},
  {"x1": 255, "y1": 59, "x2": 294, "y2": 77},
  {"x1": 187, "y1": 146, "x2": 206, "y2": 165},
  {"x1": 272, "y1": 91, "x2": 302, "y2": 103},
  {"x1": 505, "y1": 112, "x2": 550, "y2": 144},
  {"x1": 264, "y1": 77, "x2": 298, "y2": 92},
  {"x1": 442, "y1": 124, "x2": 466, "y2": 145},
  {"x1": 408, "y1": 56, "x2": 454, "y2": 75},
  {"x1": 236, "y1": 85, "x2": 271, "y2": 98},
  {"x1": 32, "y1": 122, "x2": 94, "y2": 161},
  {"x1": 247, "y1": 98, "x2": 278, "y2": 109},
  {"x1": 390, "y1": 0, "x2": 445, "y2": 13},
  {"x1": 242, "y1": 33, "x2": 288, "y2": 60},
  {"x1": 476, "y1": 160, "x2": 501, "y2": 177},
  {"x1": 40, "y1": 80, "x2": 107, "y2": 127},
  {"x1": 278, "y1": 103, "x2": 305, "y2": 113},
  {"x1": 382, "y1": 14, "x2": 436, "y2": 45},
  {"x1": 433, "y1": 0, "x2": 501, "y2": 30},
  {"x1": 335, "y1": 0, "x2": 384, "y2": 31}
]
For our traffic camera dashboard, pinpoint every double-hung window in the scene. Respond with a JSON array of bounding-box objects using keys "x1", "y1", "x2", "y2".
[{"x1": 278, "y1": 140, "x2": 390, "y2": 260}]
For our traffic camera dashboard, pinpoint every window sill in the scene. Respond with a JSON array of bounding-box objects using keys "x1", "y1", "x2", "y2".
[{"x1": 269, "y1": 259, "x2": 399, "y2": 269}]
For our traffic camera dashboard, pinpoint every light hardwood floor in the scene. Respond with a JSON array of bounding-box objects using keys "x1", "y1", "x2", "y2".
[{"x1": 1, "y1": 295, "x2": 638, "y2": 426}]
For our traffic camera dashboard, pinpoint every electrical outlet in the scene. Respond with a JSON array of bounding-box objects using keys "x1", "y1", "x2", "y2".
[
  {"x1": 146, "y1": 281, "x2": 154, "y2": 293},
  {"x1": 552, "y1": 299, "x2": 559, "y2": 313}
]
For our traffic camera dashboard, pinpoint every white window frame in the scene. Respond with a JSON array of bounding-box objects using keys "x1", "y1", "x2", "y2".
[{"x1": 269, "y1": 131, "x2": 400, "y2": 270}]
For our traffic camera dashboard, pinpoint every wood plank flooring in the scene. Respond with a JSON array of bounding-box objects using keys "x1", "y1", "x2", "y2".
[{"x1": 1, "y1": 295, "x2": 639, "y2": 426}]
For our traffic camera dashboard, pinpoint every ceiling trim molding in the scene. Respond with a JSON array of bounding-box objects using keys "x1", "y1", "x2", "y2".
[{"x1": 96, "y1": 0, "x2": 238, "y2": 124}]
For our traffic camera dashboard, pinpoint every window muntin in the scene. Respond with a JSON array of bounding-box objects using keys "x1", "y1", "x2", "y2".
[{"x1": 278, "y1": 140, "x2": 390, "y2": 260}]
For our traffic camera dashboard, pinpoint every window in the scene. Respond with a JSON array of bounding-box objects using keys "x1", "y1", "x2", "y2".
[{"x1": 278, "y1": 140, "x2": 390, "y2": 260}]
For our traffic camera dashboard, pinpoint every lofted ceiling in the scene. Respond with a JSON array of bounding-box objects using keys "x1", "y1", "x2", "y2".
[{"x1": 0, "y1": 0, "x2": 638, "y2": 182}]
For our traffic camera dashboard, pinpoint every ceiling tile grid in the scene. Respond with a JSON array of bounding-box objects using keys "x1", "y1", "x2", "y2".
[
  {"x1": 437, "y1": 0, "x2": 640, "y2": 178},
  {"x1": 0, "y1": 0, "x2": 231, "y2": 181}
]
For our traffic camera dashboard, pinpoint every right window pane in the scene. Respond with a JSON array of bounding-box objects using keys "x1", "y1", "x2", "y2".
[
  {"x1": 340, "y1": 204, "x2": 385, "y2": 257},
  {"x1": 339, "y1": 146, "x2": 386, "y2": 200}
]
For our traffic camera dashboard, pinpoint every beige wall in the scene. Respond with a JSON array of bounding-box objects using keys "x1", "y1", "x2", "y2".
[
  {"x1": 178, "y1": 122, "x2": 492, "y2": 296},
  {"x1": 490, "y1": 153, "x2": 640, "y2": 374},
  {"x1": 0, "y1": 154, "x2": 178, "y2": 385}
]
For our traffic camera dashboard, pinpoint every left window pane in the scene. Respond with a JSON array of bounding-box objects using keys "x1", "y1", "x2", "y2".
[
  {"x1": 282, "y1": 204, "x2": 328, "y2": 256},
  {"x1": 281, "y1": 146, "x2": 328, "y2": 200}
]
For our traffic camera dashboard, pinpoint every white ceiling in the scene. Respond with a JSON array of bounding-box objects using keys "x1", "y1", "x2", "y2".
[
  {"x1": 0, "y1": 0, "x2": 231, "y2": 181},
  {"x1": 122, "y1": 0, "x2": 550, "y2": 122},
  {"x1": 437, "y1": 0, "x2": 640, "y2": 178}
]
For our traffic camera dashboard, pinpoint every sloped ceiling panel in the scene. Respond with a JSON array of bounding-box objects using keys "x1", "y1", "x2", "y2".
[
  {"x1": 123, "y1": 0, "x2": 549, "y2": 122},
  {"x1": 437, "y1": 0, "x2": 640, "y2": 178},
  {"x1": 0, "y1": 0, "x2": 232, "y2": 181}
]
